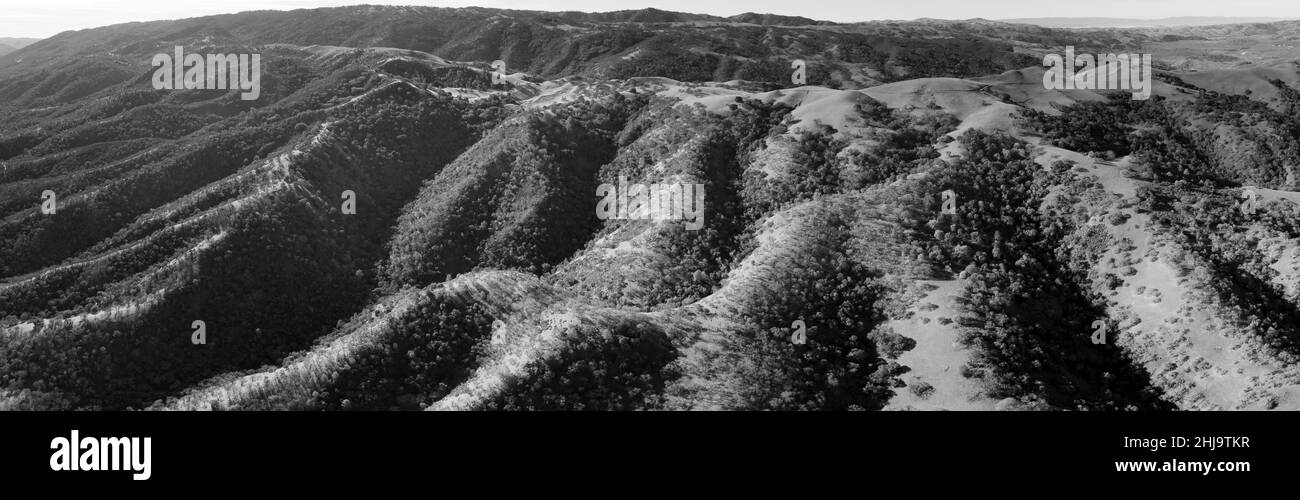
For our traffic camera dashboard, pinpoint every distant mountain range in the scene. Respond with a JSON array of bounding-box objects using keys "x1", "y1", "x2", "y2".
[
  {"x1": 0, "y1": 38, "x2": 40, "y2": 57},
  {"x1": 1002, "y1": 17, "x2": 1295, "y2": 28}
]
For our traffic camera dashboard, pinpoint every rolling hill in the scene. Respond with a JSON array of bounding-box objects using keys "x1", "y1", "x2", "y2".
[{"x1": 1, "y1": 6, "x2": 1299, "y2": 411}]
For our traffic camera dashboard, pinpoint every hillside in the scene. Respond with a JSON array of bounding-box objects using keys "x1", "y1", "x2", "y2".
[
  {"x1": 1, "y1": 6, "x2": 1298, "y2": 411},
  {"x1": 1003, "y1": 17, "x2": 1293, "y2": 28}
]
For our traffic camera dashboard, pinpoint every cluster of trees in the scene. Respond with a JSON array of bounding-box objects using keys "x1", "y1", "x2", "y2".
[
  {"x1": 311, "y1": 293, "x2": 495, "y2": 410},
  {"x1": 610, "y1": 47, "x2": 721, "y2": 82},
  {"x1": 321, "y1": 90, "x2": 509, "y2": 276},
  {"x1": 1021, "y1": 87, "x2": 1300, "y2": 189},
  {"x1": 554, "y1": 93, "x2": 950, "y2": 316},
  {"x1": 474, "y1": 100, "x2": 640, "y2": 274},
  {"x1": 740, "y1": 97, "x2": 954, "y2": 222},
  {"x1": 0, "y1": 73, "x2": 525, "y2": 409},
  {"x1": 889, "y1": 38, "x2": 1039, "y2": 81},
  {"x1": 382, "y1": 91, "x2": 646, "y2": 289},
  {"x1": 1139, "y1": 185, "x2": 1300, "y2": 362},
  {"x1": 0, "y1": 139, "x2": 161, "y2": 218},
  {"x1": 668, "y1": 216, "x2": 897, "y2": 410},
  {"x1": 0, "y1": 220, "x2": 207, "y2": 321},
  {"x1": 31, "y1": 104, "x2": 216, "y2": 155},
  {"x1": 380, "y1": 59, "x2": 496, "y2": 90},
  {"x1": 844, "y1": 107, "x2": 957, "y2": 187},
  {"x1": 1020, "y1": 79, "x2": 1300, "y2": 387},
  {"x1": 482, "y1": 320, "x2": 677, "y2": 410},
  {"x1": 918, "y1": 130, "x2": 1169, "y2": 410},
  {"x1": 1259, "y1": 198, "x2": 1300, "y2": 237},
  {"x1": 568, "y1": 96, "x2": 794, "y2": 310},
  {"x1": 1017, "y1": 95, "x2": 1154, "y2": 158},
  {"x1": 639, "y1": 128, "x2": 750, "y2": 307},
  {"x1": 613, "y1": 52, "x2": 847, "y2": 88},
  {"x1": 0, "y1": 119, "x2": 302, "y2": 278},
  {"x1": 0, "y1": 129, "x2": 48, "y2": 160},
  {"x1": 0, "y1": 194, "x2": 368, "y2": 409},
  {"x1": 6, "y1": 59, "x2": 137, "y2": 106}
]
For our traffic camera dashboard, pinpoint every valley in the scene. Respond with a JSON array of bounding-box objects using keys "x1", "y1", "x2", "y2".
[{"x1": 0, "y1": 6, "x2": 1298, "y2": 411}]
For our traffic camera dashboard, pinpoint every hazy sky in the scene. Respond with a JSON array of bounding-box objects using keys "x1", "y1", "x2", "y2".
[{"x1": 3, "y1": 0, "x2": 1299, "y2": 38}]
